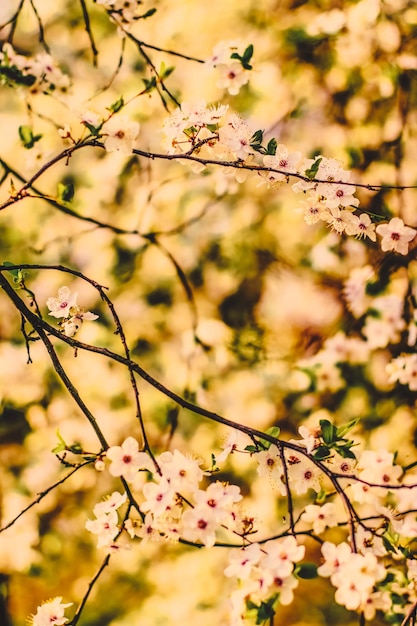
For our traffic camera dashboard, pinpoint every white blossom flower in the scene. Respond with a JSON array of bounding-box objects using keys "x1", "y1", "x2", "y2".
[
  {"x1": 376, "y1": 217, "x2": 417, "y2": 255},
  {"x1": 301, "y1": 502, "x2": 338, "y2": 535},
  {"x1": 106, "y1": 437, "x2": 153, "y2": 481},
  {"x1": 93, "y1": 491, "x2": 127, "y2": 516},
  {"x1": 344, "y1": 212, "x2": 377, "y2": 241},
  {"x1": 215, "y1": 62, "x2": 249, "y2": 95},
  {"x1": 141, "y1": 477, "x2": 176, "y2": 517},
  {"x1": 224, "y1": 543, "x2": 263, "y2": 579},
  {"x1": 217, "y1": 114, "x2": 253, "y2": 160},
  {"x1": 101, "y1": 115, "x2": 140, "y2": 154},
  {"x1": 260, "y1": 146, "x2": 301, "y2": 186},
  {"x1": 157, "y1": 449, "x2": 205, "y2": 492},
  {"x1": 261, "y1": 536, "x2": 305, "y2": 577},
  {"x1": 46, "y1": 287, "x2": 78, "y2": 318},
  {"x1": 30, "y1": 597, "x2": 73, "y2": 626},
  {"x1": 61, "y1": 310, "x2": 98, "y2": 337},
  {"x1": 269, "y1": 573, "x2": 299, "y2": 606},
  {"x1": 206, "y1": 40, "x2": 252, "y2": 95},
  {"x1": 181, "y1": 506, "x2": 219, "y2": 547},
  {"x1": 85, "y1": 509, "x2": 119, "y2": 548}
]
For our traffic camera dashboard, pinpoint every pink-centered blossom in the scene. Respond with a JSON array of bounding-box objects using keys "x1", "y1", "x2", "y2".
[
  {"x1": 376, "y1": 217, "x2": 416, "y2": 255},
  {"x1": 101, "y1": 115, "x2": 140, "y2": 154},
  {"x1": 46, "y1": 286, "x2": 78, "y2": 318},
  {"x1": 224, "y1": 543, "x2": 263, "y2": 579},
  {"x1": 30, "y1": 597, "x2": 73, "y2": 626},
  {"x1": 85, "y1": 509, "x2": 119, "y2": 548},
  {"x1": 106, "y1": 437, "x2": 153, "y2": 481},
  {"x1": 301, "y1": 502, "x2": 338, "y2": 535},
  {"x1": 262, "y1": 536, "x2": 305, "y2": 578}
]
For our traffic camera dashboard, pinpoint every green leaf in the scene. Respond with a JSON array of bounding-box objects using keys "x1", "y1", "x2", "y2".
[
  {"x1": 295, "y1": 562, "x2": 318, "y2": 579},
  {"x1": 18, "y1": 125, "x2": 42, "y2": 149},
  {"x1": 141, "y1": 7, "x2": 157, "y2": 19},
  {"x1": 159, "y1": 62, "x2": 175, "y2": 80},
  {"x1": 0, "y1": 64, "x2": 36, "y2": 87},
  {"x1": 108, "y1": 96, "x2": 124, "y2": 113},
  {"x1": 3, "y1": 261, "x2": 20, "y2": 279},
  {"x1": 243, "y1": 44, "x2": 254, "y2": 65},
  {"x1": 2, "y1": 261, "x2": 27, "y2": 285},
  {"x1": 244, "y1": 444, "x2": 259, "y2": 453},
  {"x1": 83, "y1": 121, "x2": 101, "y2": 136},
  {"x1": 266, "y1": 138, "x2": 277, "y2": 155},
  {"x1": 57, "y1": 182, "x2": 74, "y2": 203},
  {"x1": 336, "y1": 417, "x2": 360, "y2": 439},
  {"x1": 304, "y1": 157, "x2": 322, "y2": 180},
  {"x1": 142, "y1": 77, "x2": 157, "y2": 93},
  {"x1": 52, "y1": 429, "x2": 67, "y2": 454},
  {"x1": 335, "y1": 446, "x2": 357, "y2": 460},
  {"x1": 382, "y1": 535, "x2": 397, "y2": 554},
  {"x1": 313, "y1": 445, "x2": 331, "y2": 460},
  {"x1": 258, "y1": 426, "x2": 280, "y2": 450},
  {"x1": 250, "y1": 129, "x2": 264, "y2": 146},
  {"x1": 319, "y1": 419, "x2": 337, "y2": 445},
  {"x1": 231, "y1": 44, "x2": 254, "y2": 70}
]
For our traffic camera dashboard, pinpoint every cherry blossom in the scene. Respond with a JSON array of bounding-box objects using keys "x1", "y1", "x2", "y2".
[
  {"x1": 93, "y1": 491, "x2": 127, "y2": 516},
  {"x1": 101, "y1": 115, "x2": 140, "y2": 154},
  {"x1": 31, "y1": 597, "x2": 73, "y2": 626},
  {"x1": 261, "y1": 145, "x2": 302, "y2": 186},
  {"x1": 106, "y1": 437, "x2": 153, "y2": 481},
  {"x1": 376, "y1": 217, "x2": 417, "y2": 255},
  {"x1": 181, "y1": 506, "x2": 219, "y2": 547},
  {"x1": 300, "y1": 502, "x2": 338, "y2": 535},
  {"x1": 46, "y1": 286, "x2": 78, "y2": 319},
  {"x1": 85, "y1": 509, "x2": 119, "y2": 548},
  {"x1": 141, "y1": 477, "x2": 177, "y2": 517},
  {"x1": 224, "y1": 543, "x2": 263, "y2": 579}
]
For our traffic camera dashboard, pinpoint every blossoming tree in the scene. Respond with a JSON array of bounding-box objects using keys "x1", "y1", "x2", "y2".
[{"x1": 1, "y1": 1, "x2": 417, "y2": 625}]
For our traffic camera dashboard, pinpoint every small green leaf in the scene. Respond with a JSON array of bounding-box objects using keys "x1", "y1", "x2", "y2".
[
  {"x1": 57, "y1": 182, "x2": 74, "y2": 203},
  {"x1": 320, "y1": 419, "x2": 337, "y2": 445},
  {"x1": 142, "y1": 77, "x2": 157, "y2": 93},
  {"x1": 313, "y1": 445, "x2": 331, "y2": 460},
  {"x1": 266, "y1": 138, "x2": 277, "y2": 155},
  {"x1": 0, "y1": 64, "x2": 36, "y2": 87},
  {"x1": 258, "y1": 426, "x2": 280, "y2": 450},
  {"x1": 250, "y1": 129, "x2": 264, "y2": 146},
  {"x1": 2, "y1": 261, "x2": 27, "y2": 285},
  {"x1": 305, "y1": 157, "x2": 322, "y2": 180},
  {"x1": 19, "y1": 125, "x2": 42, "y2": 149},
  {"x1": 335, "y1": 446, "x2": 357, "y2": 460},
  {"x1": 336, "y1": 417, "x2": 360, "y2": 439},
  {"x1": 3, "y1": 261, "x2": 20, "y2": 279},
  {"x1": 159, "y1": 62, "x2": 175, "y2": 80},
  {"x1": 83, "y1": 121, "x2": 101, "y2": 136},
  {"x1": 108, "y1": 96, "x2": 124, "y2": 113},
  {"x1": 295, "y1": 562, "x2": 318, "y2": 579},
  {"x1": 382, "y1": 535, "x2": 397, "y2": 554},
  {"x1": 231, "y1": 44, "x2": 254, "y2": 70},
  {"x1": 243, "y1": 44, "x2": 254, "y2": 64},
  {"x1": 52, "y1": 429, "x2": 67, "y2": 454},
  {"x1": 141, "y1": 7, "x2": 157, "y2": 18},
  {"x1": 244, "y1": 445, "x2": 259, "y2": 453}
]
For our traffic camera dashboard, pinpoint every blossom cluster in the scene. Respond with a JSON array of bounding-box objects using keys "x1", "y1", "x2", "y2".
[
  {"x1": 206, "y1": 40, "x2": 253, "y2": 95},
  {"x1": 77, "y1": 423, "x2": 417, "y2": 625},
  {"x1": 86, "y1": 438, "x2": 245, "y2": 550},
  {"x1": 0, "y1": 43, "x2": 70, "y2": 95},
  {"x1": 46, "y1": 286, "x2": 98, "y2": 337},
  {"x1": 160, "y1": 100, "x2": 417, "y2": 256}
]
